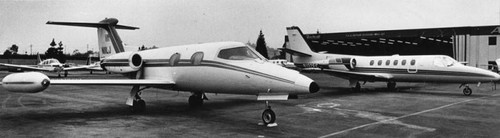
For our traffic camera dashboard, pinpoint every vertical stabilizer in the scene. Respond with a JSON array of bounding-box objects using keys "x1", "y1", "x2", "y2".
[
  {"x1": 285, "y1": 26, "x2": 316, "y2": 56},
  {"x1": 36, "y1": 53, "x2": 42, "y2": 64},
  {"x1": 46, "y1": 18, "x2": 139, "y2": 60}
]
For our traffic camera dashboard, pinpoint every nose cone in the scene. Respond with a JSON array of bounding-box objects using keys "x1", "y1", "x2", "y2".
[
  {"x1": 471, "y1": 66, "x2": 500, "y2": 82},
  {"x1": 294, "y1": 73, "x2": 320, "y2": 94},
  {"x1": 489, "y1": 71, "x2": 500, "y2": 81}
]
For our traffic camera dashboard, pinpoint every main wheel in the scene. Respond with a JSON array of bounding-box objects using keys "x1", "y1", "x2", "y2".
[
  {"x1": 463, "y1": 87, "x2": 472, "y2": 96},
  {"x1": 387, "y1": 82, "x2": 396, "y2": 90},
  {"x1": 130, "y1": 99, "x2": 146, "y2": 113},
  {"x1": 352, "y1": 82, "x2": 361, "y2": 92},
  {"x1": 262, "y1": 109, "x2": 276, "y2": 124},
  {"x1": 188, "y1": 95, "x2": 203, "y2": 107}
]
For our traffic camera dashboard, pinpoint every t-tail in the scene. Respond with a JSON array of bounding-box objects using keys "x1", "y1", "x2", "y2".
[
  {"x1": 46, "y1": 18, "x2": 139, "y2": 60},
  {"x1": 285, "y1": 26, "x2": 317, "y2": 57}
]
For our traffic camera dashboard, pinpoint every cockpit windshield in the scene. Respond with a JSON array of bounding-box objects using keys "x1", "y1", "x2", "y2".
[
  {"x1": 433, "y1": 56, "x2": 457, "y2": 67},
  {"x1": 217, "y1": 47, "x2": 262, "y2": 60}
]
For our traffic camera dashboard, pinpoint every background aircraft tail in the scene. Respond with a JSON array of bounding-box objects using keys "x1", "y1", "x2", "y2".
[
  {"x1": 46, "y1": 18, "x2": 139, "y2": 60},
  {"x1": 36, "y1": 53, "x2": 42, "y2": 64},
  {"x1": 285, "y1": 26, "x2": 316, "y2": 57}
]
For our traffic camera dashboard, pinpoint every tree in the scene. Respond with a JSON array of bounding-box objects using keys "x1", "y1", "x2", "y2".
[
  {"x1": 9, "y1": 44, "x2": 18, "y2": 55},
  {"x1": 256, "y1": 30, "x2": 269, "y2": 59},
  {"x1": 3, "y1": 49, "x2": 12, "y2": 56},
  {"x1": 45, "y1": 38, "x2": 66, "y2": 63}
]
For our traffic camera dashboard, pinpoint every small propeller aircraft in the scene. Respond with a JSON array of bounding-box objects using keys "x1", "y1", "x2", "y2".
[
  {"x1": 284, "y1": 26, "x2": 500, "y2": 96},
  {"x1": 0, "y1": 18, "x2": 319, "y2": 126},
  {"x1": 0, "y1": 54, "x2": 101, "y2": 77}
]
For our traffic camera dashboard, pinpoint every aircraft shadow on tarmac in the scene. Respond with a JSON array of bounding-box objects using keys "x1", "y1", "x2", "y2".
[
  {"x1": 316, "y1": 85, "x2": 480, "y2": 97},
  {"x1": 0, "y1": 97, "x2": 263, "y2": 127}
]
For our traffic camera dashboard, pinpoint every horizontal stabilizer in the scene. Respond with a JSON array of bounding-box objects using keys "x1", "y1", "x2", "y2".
[
  {"x1": 280, "y1": 48, "x2": 312, "y2": 57},
  {"x1": 257, "y1": 93, "x2": 289, "y2": 101},
  {"x1": 46, "y1": 21, "x2": 139, "y2": 30}
]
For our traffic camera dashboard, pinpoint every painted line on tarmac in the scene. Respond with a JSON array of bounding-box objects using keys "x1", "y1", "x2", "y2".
[
  {"x1": 319, "y1": 94, "x2": 500, "y2": 138},
  {"x1": 17, "y1": 94, "x2": 25, "y2": 108},
  {"x1": 2, "y1": 94, "x2": 11, "y2": 109}
]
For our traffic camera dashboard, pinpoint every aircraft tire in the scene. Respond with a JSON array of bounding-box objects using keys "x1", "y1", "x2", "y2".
[
  {"x1": 387, "y1": 82, "x2": 396, "y2": 90},
  {"x1": 352, "y1": 82, "x2": 361, "y2": 92},
  {"x1": 463, "y1": 87, "x2": 472, "y2": 96},
  {"x1": 131, "y1": 99, "x2": 146, "y2": 113},
  {"x1": 262, "y1": 109, "x2": 276, "y2": 124},
  {"x1": 188, "y1": 95, "x2": 203, "y2": 107}
]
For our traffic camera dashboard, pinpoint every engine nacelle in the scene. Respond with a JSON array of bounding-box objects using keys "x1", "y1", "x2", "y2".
[
  {"x1": 100, "y1": 52, "x2": 143, "y2": 73},
  {"x1": 1, "y1": 72, "x2": 50, "y2": 93},
  {"x1": 341, "y1": 58, "x2": 356, "y2": 70}
]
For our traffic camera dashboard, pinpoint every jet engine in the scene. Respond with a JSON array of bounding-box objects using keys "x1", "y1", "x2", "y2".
[
  {"x1": 341, "y1": 58, "x2": 356, "y2": 70},
  {"x1": 1, "y1": 72, "x2": 50, "y2": 93},
  {"x1": 100, "y1": 52, "x2": 143, "y2": 73}
]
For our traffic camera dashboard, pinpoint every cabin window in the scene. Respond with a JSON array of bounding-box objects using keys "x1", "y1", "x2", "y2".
[
  {"x1": 402, "y1": 60, "x2": 407, "y2": 65},
  {"x1": 218, "y1": 47, "x2": 261, "y2": 60},
  {"x1": 377, "y1": 60, "x2": 382, "y2": 66},
  {"x1": 385, "y1": 60, "x2": 390, "y2": 65},
  {"x1": 393, "y1": 60, "x2": 398, "y2": 65},
  {"x1": 190, "y1": 52, "x2": 204, "y2": 65},
  {"x1": 169, "y1": 53, "x2": 181, "y2": 66},
  {"x1": 410, "y1": 59, "x2": 416, "y2": 66},
  {"x1": 489, "y1": 36, "x2": 497, "y2": 45},
  {"x1": 370, "y1": 60, "x2": 374, "y2": 66}
]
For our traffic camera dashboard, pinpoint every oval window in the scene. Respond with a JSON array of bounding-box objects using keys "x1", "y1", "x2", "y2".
[
  {"x1": 169, "y1": 53, "x2": 181, "y2": 66},
  {"x1": 402, "y1": 60, "x2": 407, "y2": 65},
  {"x1": 393, "y1": 60, "x2": 398, "y2": 66},
  {"x1": 377, "y1": 60, "x2": 382, "y2": 66},
  {"x1": 191, "y1": 52, "x2": 204, "y2": 65},
  {"x1": 385, "y1": 60, "x2": 390, "y2": 65},
  {"x1": 410, "y1": 59, "x2": 416, "y2": 66},
  {"x1": 370, "y1": 60, "x2": 374, "y2": 66}
]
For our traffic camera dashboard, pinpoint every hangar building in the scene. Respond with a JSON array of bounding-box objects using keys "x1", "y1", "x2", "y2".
[{"x1": 284, "y1": 25, "x2": 500, "y2": 70}]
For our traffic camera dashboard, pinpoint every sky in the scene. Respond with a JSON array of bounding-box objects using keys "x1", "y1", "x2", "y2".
[{"x1": 1, "y1": 0, "x2": 500, "y2": 55}]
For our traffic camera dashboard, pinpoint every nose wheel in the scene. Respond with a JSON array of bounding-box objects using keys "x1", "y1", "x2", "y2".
[
  {"x1": 463, "y1": 86, "x2": 472, "y2": 96},
  {"x1": 260, "y1": 101, "x2": 277, "y2": 127},
  {"x1": 262, "y1": 107, "x2": 276, "y2": 124}
]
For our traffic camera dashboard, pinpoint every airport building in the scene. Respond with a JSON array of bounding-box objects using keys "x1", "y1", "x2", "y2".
[{"x1": 285, "y1": 25, "x2": 500, "y2": 69}]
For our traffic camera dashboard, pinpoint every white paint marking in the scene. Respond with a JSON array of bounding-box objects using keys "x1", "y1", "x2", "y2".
[
  {"x1": 319, "y1": 94, "x2": 500, "y2": 138},
  {"x1": 17, "y1": 94, "x2": 25, "y2": 108},
  {"x1": 2, "y1": 94, "x2": 11, "y2": 109}
]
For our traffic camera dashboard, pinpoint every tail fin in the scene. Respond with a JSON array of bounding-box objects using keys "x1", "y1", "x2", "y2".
[
  {"x1": 285, "y1": 26, "x2": 316, "y2": 56},
  {"x1": 46, "y1": 18, "x2": 139, "y2": 60},
  {"x1": 36, "y1": 53, "x2": 42, "y2": 64},
  {"x1": 86, "y1": 55, "x2": 92, "y2": 65}
]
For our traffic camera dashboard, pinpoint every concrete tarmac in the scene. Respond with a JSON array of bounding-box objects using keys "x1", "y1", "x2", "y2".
[{"x1": 0, "y1": 71, "x2": 499, "y2": 137}]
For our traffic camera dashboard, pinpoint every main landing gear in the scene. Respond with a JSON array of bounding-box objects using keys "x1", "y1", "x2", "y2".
[
  {"x1": 351, "y1": 82, "x2": 361, "y2": 92},
  {"x1": 387, "y1": 82, "x2": 396, "y2": 90},
  {"x1": 128, "y1": 85, "x2": 147, "y2": 112},
  {"x1": 460, "y1": 84, "x2": 472, "y2": 96},
  {"x1": 188, "y1": 92, "x2": 207, "y2": 107}
]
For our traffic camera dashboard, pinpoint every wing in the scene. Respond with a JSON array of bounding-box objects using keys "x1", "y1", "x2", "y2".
[
  {"x1": 323, "y1": 69, "x2": 393, "y2": 81},
  {"x1": 50, "y1": 79, "x2": 174, "y2": 85},
  {"x1": 0, "y1": 63, "x2": 53, "y2": 71},
  {"x1": 62, "y1": 64, "x2": 103, "y2": 71}
]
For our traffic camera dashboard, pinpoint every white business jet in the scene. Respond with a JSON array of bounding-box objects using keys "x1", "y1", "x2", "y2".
[
  {"x1": 0, "y1": 54, "x2": 100, "y2": 77},
  {"x1": 284, "y1": 26, "x2": 500, "y2": 96},
  {"x1": 0, "y1": 19, "x2": 319, "y2": 126}
]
